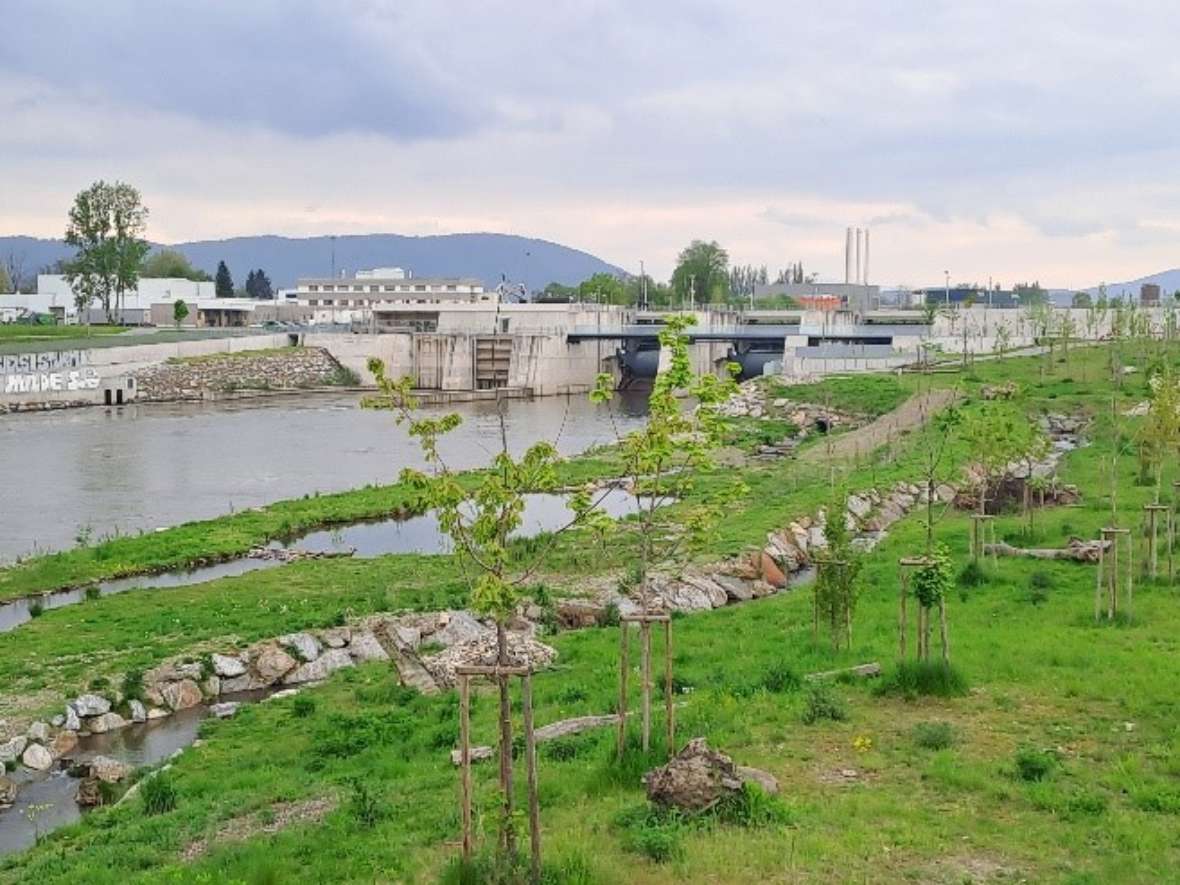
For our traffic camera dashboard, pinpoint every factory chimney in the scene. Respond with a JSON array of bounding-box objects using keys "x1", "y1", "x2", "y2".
[
  {"x1": 863, "y1": 229, "x2": 870, "y2": 285},
  {"x1": 855, "y1": 228, "x2": 862, "y2": 286},
  {"x1": 844, "y1": 227, "x2": 853, "y2": 284}
]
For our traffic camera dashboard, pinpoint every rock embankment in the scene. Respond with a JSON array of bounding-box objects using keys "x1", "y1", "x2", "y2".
[{"x1": 134, "y1": 347, "x2": 349, "y2": 401}]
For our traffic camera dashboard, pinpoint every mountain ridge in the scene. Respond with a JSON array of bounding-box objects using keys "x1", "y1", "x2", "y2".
[{"x1": 0, "y1": 232, "x2": 625, "y2": 290}]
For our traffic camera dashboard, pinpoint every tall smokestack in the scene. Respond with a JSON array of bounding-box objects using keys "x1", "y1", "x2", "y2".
[
  {"x1": 863, "y1": 229, "x2": 870, "y2": 285},
  {"x1": 844, "y1": 227, "x2": 853, "y2": 284},
  {"x1": 855, "y1": 228, "x2": 862, "y2": 286}
]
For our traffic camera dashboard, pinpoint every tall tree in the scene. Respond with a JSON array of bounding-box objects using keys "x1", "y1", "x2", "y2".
[
  {"x1": 671, "y1": 240, "x2": 729, "y2": 305},
  {"x1": 63, "y1": 180, "x2": 150, "y2": 324},
  {"x1": 0, "y1": 264, "x2": 10, "y2": 294},
  {"x1": 141, "y1": 249, "x2": 211, "y2": 282},
  {"x1": 215, "y1": 261, "x2": 234, "y2": 298},
  {"x1": 2, "y1": 252, "x2": 26, "y2": 294},
  {"x1": 577, "y1": 272, "x2": 628, "y2": 305},
  {"x1": 252, "y1": 269, "x2": 274, "y2": 300},
  {"x1": 245, "y1": 270, "x2": 258, "y2": 298}
]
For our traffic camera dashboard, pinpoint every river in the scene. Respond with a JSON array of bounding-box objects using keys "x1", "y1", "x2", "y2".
[{"x1": 0, "y1": 391, "x2": 649, "y2": 562}]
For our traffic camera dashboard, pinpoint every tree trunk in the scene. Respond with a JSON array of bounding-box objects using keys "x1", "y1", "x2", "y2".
[{"x1": 496, "y1": 621, "x2": 515, "y2": 856}]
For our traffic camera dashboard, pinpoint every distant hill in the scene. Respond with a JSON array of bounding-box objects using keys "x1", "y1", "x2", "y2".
[{"x1": 0, "y1": 233, "x2": 624, "y2": 291}]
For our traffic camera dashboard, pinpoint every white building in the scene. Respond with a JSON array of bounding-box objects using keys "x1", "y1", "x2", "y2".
[
  {"x1": 292, "y1": 268, "x2": 495, "y2": 325},
  {"x1": 33, "y1": 275, "x2": 216, "y2": 324}
]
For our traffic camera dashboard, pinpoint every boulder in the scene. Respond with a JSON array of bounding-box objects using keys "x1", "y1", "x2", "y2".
[
  {"x1": 87, "y1": 712, "x2": 128, "y2": 734},
  {"x1": 736, "y1": 765, "x2": 780, "y2": 795},
  {"x1": 556, "y1": 600, "x2": 603, "y2": 629},
  {"x1": 252, "y1": 645, "x2": 299, "y2": 684},
  {"x1": 90, "y1": 755, "x2": 132, "y2": 783},
  {"x1": 21, "y1": 743, "x2": 53, "y2": 771},
  {"x1": 50, "y1": 714, "x2": 65, "y2": 728},
  {"x1": 347, "y1": 630, "x2": 389, "y2": 663},
  {"x1": 680, "y1": 574, "x2": 729, "y2": 608},
  {"x1": 644, "y1": 738, "x2": 743, "y2": 813},
  {"x1": 50, "y1": 730, "x2": 78, "y2": 758},
  {"x1": 75, "y1": 777, "x2": 103, "y2": 807},
  {"x1": 282, "y1": 648, "x2": 354, "y2": 684},
  {"x1": 393, "y1": 625, "x2": 421, "y2": 650},
  {"x1": 280, "y1": 632, "x2": 321, "y2": 663},
  {"x1": 320, "y1": 627, "x2": 351, "y2": 648},
  {"x1": 71, "y1": 694, "x2": 111, "y2": 717},
  {"x1": 760, "y1": 551, "x2": 787, "y2": 589},
  {"x1": 201, "y1": 675, "x2": 221, "y2": 698},
  {"x1": 146, "y1": 707, "x2": 170, "y2": 720},
  {"x1": 129, "y1": 700, "x2": 147, "y2": 722},
  {"x1": 432, "y1": 611, "x2": 490, "y2": 648},
  {"x1": 162, "y1": 679, "x2": 203, "y2": 711},
  {"x1": 846, "y1": 495, "x2": 872, "y2": 519},
  {"x1": 211, "y1": 653, "x2": 247, "y2": 678},
  {"x1": 26, "y1": 721, "x2": 50, "y2": 743},
  {"x1": 0, "y1": 736, "x2": 28, "y2": 764},
  {"x1": 0, "y1": 776, "x2": 16, "y2": 806},
  {"x1": 209, "y1": 702, "x2": 239, "y2": 719},
  {"x1": 713, "y1": 574, "x2": 754, "y2": 602}
]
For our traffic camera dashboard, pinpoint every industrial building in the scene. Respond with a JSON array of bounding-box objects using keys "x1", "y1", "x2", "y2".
[{"x1": 291, "y1": 268, "x2": 495, "y2": 324}]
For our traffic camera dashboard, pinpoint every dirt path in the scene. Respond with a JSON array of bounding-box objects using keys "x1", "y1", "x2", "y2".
[{"x1": 799, "y1": 388, "x2": 957, "y2": 463}]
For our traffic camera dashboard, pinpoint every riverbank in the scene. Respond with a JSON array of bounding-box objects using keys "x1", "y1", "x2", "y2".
[{"x1": 4, "y1": 347, "x2": 1180, "y2": 882}]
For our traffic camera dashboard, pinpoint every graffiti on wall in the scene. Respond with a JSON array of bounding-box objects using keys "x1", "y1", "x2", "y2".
[{"x1": 0, "y1": 350, "x2": 99, "y2": 396}]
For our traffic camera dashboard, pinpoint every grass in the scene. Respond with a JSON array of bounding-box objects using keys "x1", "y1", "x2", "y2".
[
  {"x1": 7, "y1": 344, "x2": 1180, "y2": 882},
  {"x1": 0, "y1": 324, "x2": 130, "y2": 341}
]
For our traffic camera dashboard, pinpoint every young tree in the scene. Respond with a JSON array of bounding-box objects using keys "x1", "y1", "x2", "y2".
[
  {"x1": 813, "y1": 494, "x2": 862, "y2": 650},
  {"x1": 215, "y1": 261, "x2": 234, "y2": 298},
  {"x1": 172, "y1": 298, "x2": 190, "y2": 329},
  {"x1": 63, "y1": 180, "x2": 150, "y2": 324}
]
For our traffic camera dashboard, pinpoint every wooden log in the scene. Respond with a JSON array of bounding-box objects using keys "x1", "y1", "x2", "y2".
[
  {"x1": 984, "y1": 539, "x2": 1110, "y2": 562},
  {"x1": 805, "y1": 662, "x2": 882, "y2": 681},
  {"x1": 454, "y1": 664, "x2": 533, "y2": 677},
  {"x1": 452, "y1": 712, "x2": 638, "y2": 766}
]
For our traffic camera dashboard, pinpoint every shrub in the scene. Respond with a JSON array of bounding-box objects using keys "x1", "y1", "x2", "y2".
[
  {"x1": 874, "y1": 661, "x2": 969, "y2": 700},
  {"x1": 348, "y1": 778, "x2": 385, "y2": 828},
  {"x1": 1013, "y1": 746, "x2": 1057, "y2": 782},
  {"x1": 615, "y1": 804, "x2": 685, "y2": 864},
  {"x1": 712, "y1": 782, "x2": 793, "y2": 827},
  {"x1": 28, "y1": 600, "x2": 44, "y2": 619},
  {"x1": 121, "y1": 669, "x2": 145, "y2": 702},
  {"x1": 912, "y1": 721, "x2": 955, "y2": 750},
  {"x1": 801, "y1": 683, "x2": 847, "y2": 725},
  {"x1": 597, "y1": 602, "x2": 621, "y2": 628},
  {"x1": 1030, "y1": 570, "x2": 1054, "y2": 589},
  {"x1": 141, "y1": 772, "x2": 178, "y2": 815},
  {"x1": 761, "y1": 663, "x2": 802, "y2": 694},
  {"x1": 88, "y1": 676, "x2": 111, "y2": 691},
  {"x1": 957, "y1": 560, "x2": 986, "y2": 588},
  {"x1": 83, "y1": 585, "x2": 101, "y2": 601},
  {"x1": 292, "y1": 696, "x2": 316, "y2": 719}
]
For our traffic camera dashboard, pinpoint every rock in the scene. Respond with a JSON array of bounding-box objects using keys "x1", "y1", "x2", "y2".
[
  {"x1": 282, "y1": 648, "x2": 355, "y2": 684},
  {"x1": 423, "y1": 633, "x2": 557, "y2": 689},
  {"x1": 50, "y1": 730, "x2": 78, "y2": 758},
  {"x1": 280, "y1": 632, "x2": 321, "y2": 662},
  {"x1": 432, "y1": 611, "x2": 491, "y2": 648},
  {"x1": 846, "y1": 495, "x2": 872, "y2": 518},
  {"x1": 162, "y1": 679, "x2": 203, "y2": 711},
  {"x1": 760, "y1": 551, "x2": 788, "y2": 588},
  {"x1": 253, "y1": 645, "x2": 299, "y2": 684},
  {"x1": 211, "y1": 653, "x2": 247, "y2": 678},
  {"x1": 713, "y1": 574, "x2": 754, "y2": 602},
  {"x1": 209, "y1": 702, "x2": 239, "y2": 719},
  {"x1": 643, "y1": 737, "x2": 744, "y2": 813},
  {"x1": 87, "y1": 712, "x2": 128, "y2": 734},
  {"x1": 556, "y1": 600, "x2": 603, "y2": 629},
  {"x1": 202, "y1": 675, "x2": 221, "y2": 698},
  {"x1": 90, "y1": 755, "x2": 132, "y2": 783},
  {"x1": 21, "y1": 743, "x2": 53, "y2": 771},
  {"x1": 392, "y1": 649, "x2": 440, "y2": 695},
  {"x1": 146, "y1": 707, "x2": 170, "y2": 720},
  {"x1": 75, "y1": 777, "x2": 103, "y2": 807},
  {"x1": 71, "y1": 694, "x2": 111, "y2": 717},
  {"x1": 808, "y1": 526, "x2": 827, "y2": 550},
  {"x1": 0, "y1": 736, "x2": 28, "y2": 764},
  {"x1": 347, "y1": 630, "x2": 389, "y2": 663},
  {"x1": 393, "y1": 625, "x2": 421, "y2": 650},
  {"x1": 129, "y1": 700, "x2": 147, "y2": 722},
  {"x1": 320, "y1": 627, "x2": 351, "y2": 648},
  {"x1": 26, "y1": 721, "x2": 50, "y2": 743},
  {"x1": 219, "y1": 674, "x2": 264, "y2": 694},
  {"x1": 680, "y1": 574, "x2": 729, "y2": 608},
  {"x1": 736, "y1": 765, "x2": 780, "y2": 795},
  {"x1": 0, "y1": 776, "x2": 16, "y2": 806},
  {"x1": 50, "y1": 714, "x2": 65, "y2": 728}
]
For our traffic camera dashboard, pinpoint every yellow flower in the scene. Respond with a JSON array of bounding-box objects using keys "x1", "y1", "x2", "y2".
[{"x1": 852, "y1": 735, "x2": 873, "y2": 752}]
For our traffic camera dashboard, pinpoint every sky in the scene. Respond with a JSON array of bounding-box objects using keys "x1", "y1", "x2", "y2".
[{"x1": 2, "y1": 0, "x2": 1178, "y2": 288}]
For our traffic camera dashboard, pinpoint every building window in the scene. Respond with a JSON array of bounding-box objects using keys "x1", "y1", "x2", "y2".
[
  {"x1": 309, "y1": 299, "x2": 318, "y2": 306},
  {"x1": 415, "y1": 284, "x2": 426, "y2": 291},
  {"x1": 446, "y1": 285, "x2": 457, "y2": 291},
  {"x1": 370, "y1": 285, "x2": 379, "y2": 293},
  {"x1": 384, "y1": 285, "x2": 395, "y2": 292},
  {"x1": 308, "y1": 285, "x2": 319, "y2": 292},
  {"x1": 353, "y1": 285, "x2": 364, "y2": 292}
]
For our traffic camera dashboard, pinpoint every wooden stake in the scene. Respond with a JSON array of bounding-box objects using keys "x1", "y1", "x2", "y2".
[
  {"x1": 898, "y1": 569, "x2": 908, "y2": 660},
  {"x1": 663, "y1": 620, "x2": 674, "y2": 759},
  {"x1": 641, "y1": 622, "x2": 652, "y2": 753},
  {"x1": 616, "y1": 623, "x2": 628, "y2": 761},
  {"x1": 938, "y1": 596, "x2": 950, "y2": 665},
  {"x1": 498, "y1": 673, "x2": 514, "y2": 855},
  {"x1": 1095, "y1": 534, "x2": 1104, "y2": 622},
  {"x1": 459, "y1": 674, "x2": 472, "y2": 861},
  {"x1": 521, "y1": 673, "x2": 541, "y2": 885}
]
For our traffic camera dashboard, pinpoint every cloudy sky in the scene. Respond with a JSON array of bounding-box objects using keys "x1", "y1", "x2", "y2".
[{"x1": 2, "y1": 0, "x2": 1178, "y2": 287}]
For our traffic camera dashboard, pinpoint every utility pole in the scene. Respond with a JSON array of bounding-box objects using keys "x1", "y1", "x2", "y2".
[
  {"x1": 330, "y1": 235, "x2": 337, "y2": 281},
  {"x1": 689, "y1": 275, "x2": 695, "y2": 311},
  {"x1": 944, "y1": 270, "x2": 950, "y2": 309},
  {"x1": 640, "y1": 260, "x2": 647, "y2": 310}
]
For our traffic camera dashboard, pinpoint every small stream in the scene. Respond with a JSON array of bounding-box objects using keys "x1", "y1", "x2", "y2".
[
  {"x1": 0, "y1": 690, "x2": 272, "y2": 857},
  {"x1": 0, "y1": 488, "x2": 650, "y2": 633}
]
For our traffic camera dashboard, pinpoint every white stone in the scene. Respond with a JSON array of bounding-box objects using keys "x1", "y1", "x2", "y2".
[
  {"x1": 50, "y1": 714, "x2": 65, "y2": 728},
  {"x1": 22, "y1": 743, "x2": 53, "y2": 771},
  {"x1": 64, "y1": 706, "x2": 81, "y2": 732},
  {"x1": 432, "y1": 611, "x2": 490, "y2": 647},
  {"x1": 393, "y1": 625, "x2": 421, "y2": 649},
  {"x1": 162, "y1": 679, "x2": 203, "y2": 711},
  {"x1": 209, "y1": 702, "x2": 239, "y2": 719},
  {"x1": 146, "y1": 707, "x2": 170, "y2": 720},
  {"x1": 129, "y1": 700, "x2": 147, "y2": 722},
  {"x1": 211, "y1": 653, "x2": 247, "y2": 678},
  {"x1": 26, "y1": 721, "x2": 50, "y2": 743},
  {"x1": 90, "y1": 755, "x2": 132, "y2": 783},
  {"x1": 348, "y1": 630, "x2": 390, "y2": 663},
  {"x1": 280, "y1": 632, "x2": 321, "y2": 662},
  {"x1": 0, "y1": 736, "x2": 28, "y2": 764},
  {"x1": 71, "y1": 694, "x2": 111, "y2": 717},
  {"x1": 87, "y1": 712, "x2": 128, "y2": 734},
  {"x1": 320, "y1": 628, "x2": 351, "y2": 648},
  {"x1": 282, "y1": 648, "x2": 355, "y2": 684}
]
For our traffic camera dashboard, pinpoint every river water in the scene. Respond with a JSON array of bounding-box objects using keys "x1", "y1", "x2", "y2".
[{"x1": 0, "y1": 391, "x2": 649, "y2": 562}]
